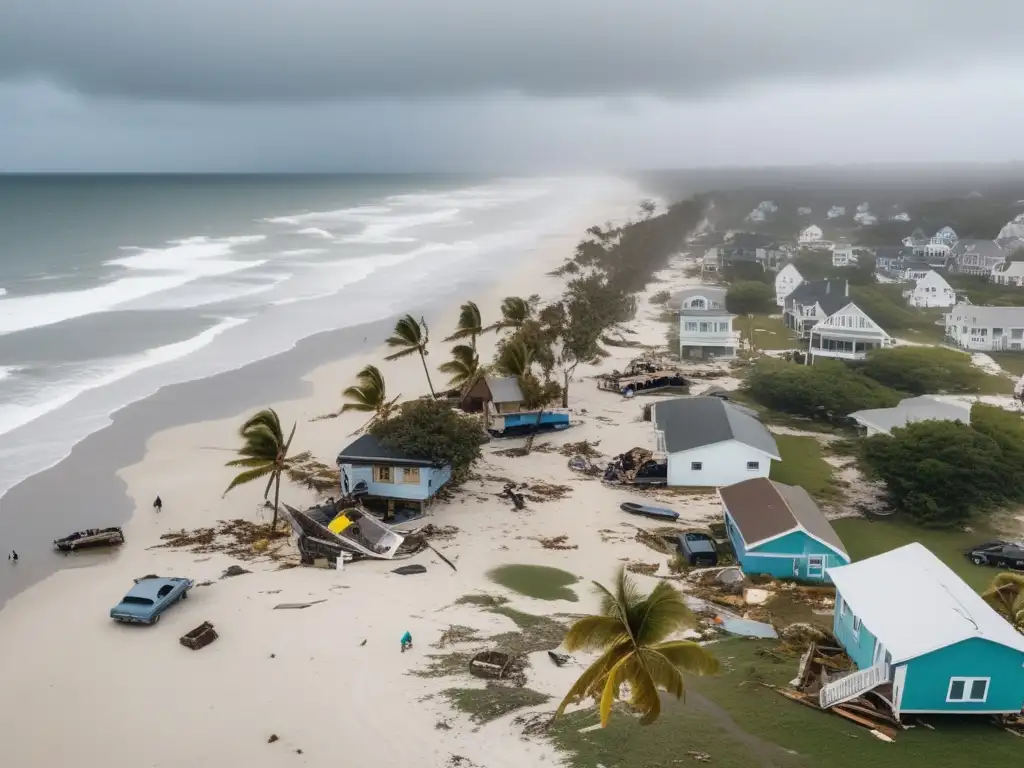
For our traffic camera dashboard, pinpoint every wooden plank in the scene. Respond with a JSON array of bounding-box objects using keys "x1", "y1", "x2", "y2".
[{"x1": 833, "y1": 707, "x2": 897, "y2": 739}]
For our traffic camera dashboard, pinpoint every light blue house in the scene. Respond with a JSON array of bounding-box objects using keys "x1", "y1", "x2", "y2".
[
  {"x1": 337, "y1": 434, "x2": 452, "y2": 519},
  {"x1": 825, "y1": 543, "x2": 1024, "y2": 717},
  {"x1": 718, "y1": 477, "x2": 850, "y2": 582}
]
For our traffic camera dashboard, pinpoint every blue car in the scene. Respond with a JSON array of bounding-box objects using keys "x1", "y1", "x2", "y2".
[{"x1": 110, "y1": 576, "x2": 194, "y2": 625}]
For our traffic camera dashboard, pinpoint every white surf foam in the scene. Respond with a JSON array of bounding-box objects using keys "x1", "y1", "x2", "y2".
[
  {"x1": 0, "y1": 365, "x2": 22, "y2": 383},
  {"x1": 0, "y1": 236, "x2": 265, "y2": 335},
  {"x1": 0, "y1": 288, "x2": 5, "y2": 296},
  {"x1": 296, "y1": 227, "x2": 334, "y2": 239},
  {"x1": 0, "y1": 317, "x2": 246, "y2": 439},
  {"x1": 263, "y1": 205, "x2": 392, "y2": 225}
]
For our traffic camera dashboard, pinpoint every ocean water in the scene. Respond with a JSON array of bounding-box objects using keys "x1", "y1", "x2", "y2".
[{"x1": 0, "y1": 173, "x2": 637, "y2": 503}]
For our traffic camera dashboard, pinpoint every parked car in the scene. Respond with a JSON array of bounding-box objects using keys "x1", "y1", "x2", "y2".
[
  {"x1": 965, "y1": 541, "x2": 1024, "y2": 569},
  {"x1": 110, "y1": 576, "x2": 194, "y2": 625},
  {"x1": 677, "y1": 531, "x2": 719, "y2": 567}
]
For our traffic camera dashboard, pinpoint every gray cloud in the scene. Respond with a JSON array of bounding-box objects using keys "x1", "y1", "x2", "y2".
[{"x1": 3, "y1": 1, "x2": 1024, "y2": 102}]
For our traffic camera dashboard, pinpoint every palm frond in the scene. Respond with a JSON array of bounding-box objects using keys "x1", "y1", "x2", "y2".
[
  {"x1": 649, "y1": 641, "x2": 721, "y2": 677},
  {"x1": 223, "y1": 465, "x2": 275, "y2": 495},
  {"x1": 599, "y1": 652, "x2": 634, "y2": 727},
  {"x1": 386, "y1": 314, "x2": 424, "y2": 354},
  {"x1": 554, "y1": 641, "x2": 632, "y2": 717},
  {"x1": 625, "y1": 654, "x2": 663, "y2": 726},
  {"x1": 562, "y1": 615, "x2": 629, "y2": 653},
  {"x1": 632, "y1": 580, "x2": 695, "y2": 645},
  {"x1": 445, "y1": 301, "x2": 483, "y2": 342},
  {"x1": 224, "y1": 456, "x2": 276, "y2": 469}
]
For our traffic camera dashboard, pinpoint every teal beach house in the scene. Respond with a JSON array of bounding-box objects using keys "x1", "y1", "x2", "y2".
[
  {"x1": 825, "y1": 543, "x2": 1024, "y2": 717},
  {"x1": 718, "y1": 477, "x2": 850, "y2": 582}
]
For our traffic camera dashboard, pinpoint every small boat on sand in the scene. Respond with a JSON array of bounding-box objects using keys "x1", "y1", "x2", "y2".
[
  {"x1": 619, "y1": 502, "x2": 680, "y2": 521},
  {"x1": 53, "y1": 527, "x2": 125, "y2": 552}
]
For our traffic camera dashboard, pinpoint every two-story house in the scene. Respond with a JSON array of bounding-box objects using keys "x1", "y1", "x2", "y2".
[
  {"x1": 951, "y1": 240, "x2": 1007, "y2": 276},
  {"x1": 717, "y1": 233, "x2": 784, "y2": 272},
  {"x1": 831, "y1": 245, "x2": 858, "y2": 267},
  {"x1": 806, "y1": 303, "x2": 894, "y2": 364},
  {"x1": 675, "y1": 286, "x2": 739, "y2": 360},
  {"x1": 774, "y1": 263, "x2": 803, "y2": 307},
  {"x1": 904, "y1": 270, "x2": 956, "y2": 308},
  {"x1": 990, "y1": 260, "x2": 1024, "y2": 287},
  {"x1": 783, "y1": 279, "x2": 851, "y2": 339},
  {"x1": 873, "y1": 245, "x2": 908, "y2": 274},
  {"x1": 798, "y1": 225, "x2": 824, "y2": 244},
  {"x1": 944, "y1": 302, "x2": 1024, "y2": 352}
]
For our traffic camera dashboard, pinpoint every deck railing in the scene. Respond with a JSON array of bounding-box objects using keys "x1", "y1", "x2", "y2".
[{"x1": 819, "y1": 662, "x2": 890, "y2": 709}]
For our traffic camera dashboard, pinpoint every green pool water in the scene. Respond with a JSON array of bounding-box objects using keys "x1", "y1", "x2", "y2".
[{"x1": 487, "y1": 564, "x2": 580, "y2": 602}]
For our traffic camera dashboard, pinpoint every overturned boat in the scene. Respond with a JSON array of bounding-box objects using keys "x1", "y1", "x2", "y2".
[
  {"x1": 620, "y1": 502, "x2": 680, "y2": 521},
  {"x1": 282, "y1": 500, "x2": 425, "y2": 566},
  {"x1": 53, "y1": 527, "x2": 125, "y2": 552}
]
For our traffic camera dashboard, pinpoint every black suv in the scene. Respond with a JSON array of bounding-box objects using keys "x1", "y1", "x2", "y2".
[{"x1": 965, "y1": 541, "x2": 1024, "y2": 569}]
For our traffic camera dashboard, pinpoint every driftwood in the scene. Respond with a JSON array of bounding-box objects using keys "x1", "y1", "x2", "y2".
[
  {"x1": 469, "y1": 651, "x2": 514, "y2": 680},
  {"x1": 180, "y1": 622, "x2": 218, "y2": 650}
]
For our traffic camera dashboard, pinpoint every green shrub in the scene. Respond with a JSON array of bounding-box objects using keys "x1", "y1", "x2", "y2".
[
  {"x1": 860, "y1": 346, "x2": 990, "y2": 395},
  {"x1": 726, "y1": 281, "x2": 776, "y2": 315},
  {"x1": 743, "y1": 359, "x2": 901, "y2": 419}
]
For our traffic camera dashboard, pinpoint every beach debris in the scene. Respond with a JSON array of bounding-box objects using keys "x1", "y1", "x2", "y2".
[
  {"x1": 720, "y1": 618, "x2": 778, "y2": 639},
  {"x1": 270, "y1": 653, "x2": 276, "y2": 658},
  {"x1": 221, "y1": 565, "x2": 251, "y2": 579},
  {"x1": 500, "y1": 483, "x2": 526, "y2": 509},
  {"x1": 282, "y1": 502, "x2": 423, "y2": 565},
  {"x1": 180, "y1": 621, "x2": 218, "y2": 650},
  {"x1": 434, "y1": 625, "x2": 481, "y2": 649},
  {"x1": 392, "y1": 564, "x2": 427, "y2": 576},
  {"x1": 469, "y1": 650, "x2": 516, "y2": 680},
  {"x1": 513, "y1": 712, "x2": 552, "y2": 736},
  {"x1": 53, "y1": 527, "x2": 125, "y2": 553},
  {"x1": 447, "y1": 756, "x2": 483, "y2": 768},
  {"x1": 427, "y1": 543, "x2": 458, "y2": 572},
  {"x1": 603, "y1": 447, "x2": 667, "y2": 486},
  {"x1": 360, "y1": 640, "x2": 367, "y2": 647},
  {"x1": 267, "y1": 735, "x2": 279, "y2": 744},
  {"x1": 744, "y1": 588, "x2": 772, "y2": 605},
  {"x1": 567, "y1": 455, "x2": 602, "y2": 476},
  {"x1": 195, "y1": 580, "x2": 214, "y2": 588},
  {"x1": 521, "y1": 482, "x2": 572, "y2": 502},
  {"x1": 559, "y1": 439, "x2": 602, "y2": 458},
  {"x1": 534, "y1": 535, "x2": 578, "y2": 551},
  {"x1": 626, "y1": 561, "x2": 660, "y2": 576},
  {"x1": 273, "y1": 600, "x2": 326, "y2": 610},
  {"x1": 154, "y1": 519, "x2": 290, "y2": 562},
  {"x1": 547, "y1": 651, "x2": 571, "y2": 667},
  {"x1": 634, "y1": 527, "x2": 684, "y2": 556},
  {"x1": 418, "y1": 524, "x2": 460, "y2": 541},
  {"x1": 435, "y1": 719, "x2": 453, "y2": 730}
]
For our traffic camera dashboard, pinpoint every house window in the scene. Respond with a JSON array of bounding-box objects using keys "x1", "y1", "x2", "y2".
[
  {"x1": 373, "y1": 466, "x2": 394, "y2": 483},
  {"x1": 699, "y1": 322, "x2": 710, "y2": 332},
  {"x1": 807, "y1": 556, "x2": 824, "y2": 577},
  {"x1": 993, "y1": 328, "x2": 1003, "y2": 336},
  {"x1": 852, "y1": 615, "x2": 862, "y2": 640},
  {"x1": 403, "y1": 467, "x2": 421, "y2": 484},
  {"x1": 837, "y1": 596, "x2": 846, "y2": 616},
  {"x1": 685, "y1": 322, "x2": 698, "y2": 331},
  {"x1": 691, "y1": 462, "x2": 703, "y2": 471},
  {"x1": 746, "y1": 461, "x2": 760, "y2": 471},
  {"x1": 946, "y1": 677, "x2": 989, "y2": 703}
]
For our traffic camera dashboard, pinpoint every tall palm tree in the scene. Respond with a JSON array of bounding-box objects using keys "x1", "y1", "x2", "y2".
[
  {"x1": 555, "y1": 567, "x2": 719, "y2": 727},
  {"x1": 485, "y1": 296, "x2": 534, "y2": 334},
  {"x1": 439, "y1": 344, "x2": 481, "y2": 391},
  {"x1": 341, "y1": 364, "x2": 401, "y2": 431},
  {"x1": 223, "y1": 408, "x2": 299, "y2": 530},
  {"x1": 982, "y1": 572, "x2": 1024, "y2": 629},
  {"x1": 496, "y1": 339, "x2": 554, "y2": 454},
  {"x1": 444, "y1": 301, "x2": 484, "y2": 352},
  {"x1": 385, "y1": 314, "x2": 436, "y2": 397}
]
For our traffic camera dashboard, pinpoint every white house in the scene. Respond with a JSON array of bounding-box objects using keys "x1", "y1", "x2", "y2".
[
  {"x1": 807, "y1": 303, "x2": 894, "y2": 364},
  {"x1": 832, "y1": 245, "x2": 857, "y2": 267},
  {"x1": 783, "y1": 279, "x2": 851, "y2": 339},
  {"x1": 952, "y1": 240, "x2": 1006, "y2": 275},
  {"x1": 991, "y1": 261, "x2": 1024, "y2": 288},
  {"x1": 849, "y1": 396, "x2": 972, "y2": 437},
  {"x1": 774, "y1": 263, "x2": 804, "y2": 307},
  {"x1": 797, "y1": 207, "x2": 813, "y2": 216},
  {"x1": 904, "y1": 270, "x2": 956, "y2": 308},
  {"x1": 675, "y1": 286, "x2": 739, "y2": 360},
  {"x1": 799, "y1": 225, "x2": 824, "y2": 244},
  {"x1": 652, "y1": 397, "x2": 780, "y2": 488},
  {"x1": 827, "y1": 206, "x2": 846, "y2": 219},
  {"x1": 945, "y1": 303, "x2": 1024, "y2": 352},
  {"x1": 935, "y1": 226, "x2": 958, "y2": 245}
]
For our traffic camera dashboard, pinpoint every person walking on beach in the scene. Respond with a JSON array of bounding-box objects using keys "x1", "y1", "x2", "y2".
[
  {"x1": 153, "y1": 495, "x2": 162, "y2": 512},
  {"x1": 8, "y1": 550, "x2": 17, "y2": 563},
  {"x1": 400, "y1": 630, "x2": 413, "y2": 653}
]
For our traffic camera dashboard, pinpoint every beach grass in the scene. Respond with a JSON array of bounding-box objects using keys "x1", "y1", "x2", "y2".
[
  {"x1": 987, "y1": 352, "x2": 1024, "y2": 377},
  {"x1": 443, "y1": 685, "x2": 550, "y2": 724},
  {"x1": 547, "y1": 638, "x2": 1022, "y2": 768},
  {"x1": 769, "y1": 434, "x2": 841, "y2": 502},
  {"x1": 831, "y1": 517, "x2": 995, "y2": 592},
  {"x1": 487, "y1": 564, "x2": 580, "y2": 602}
]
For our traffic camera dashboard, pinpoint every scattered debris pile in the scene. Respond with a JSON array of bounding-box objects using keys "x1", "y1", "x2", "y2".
[
  {"x1": 596, "y1": 358, "x2": 691, "y2": 396},
  {"x1": 521, "y1": 482, "x2": 572, "y2": 502},
  {"x1": 567, "y1": 455, "x2": 603, "y2": 476},
  {"x1": 603, "y1": 447, "x2": 667, "y2": 486},
  {"x1": 469, "y1": 650, "x2": 527, "y2": 686},
  {"x1": 625, "y1": 561, "x2": 660, "y2": 576},
  {"x1": 418, "y1": 524, "x2": 460, "y2": 542},
  {"x1": 534, "y1": 535, "x2": 578, "y2": 551},
  {"x1": 635, "y1": 526, "x2": 683, "y2": 556},
  {"x1": 180, "y1": 621, "x2": 218, "y2": 650},
  {"x1": 558, "y1": 439, "x2": 602, "y2": 458},
  {"x1": 154, "y1": 519, "x2": 291, "y2": 562}
]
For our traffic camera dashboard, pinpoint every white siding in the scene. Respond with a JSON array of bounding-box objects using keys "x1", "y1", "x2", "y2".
[
  {"x1": 775, "y1": 264, "x2": 803, "y2": 307},
  {"x1": 666, "y1": 440, "x2": 774, "y2": 487}
]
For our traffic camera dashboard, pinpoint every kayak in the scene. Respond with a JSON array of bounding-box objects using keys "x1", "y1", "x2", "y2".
[{"x1": 619, "y1": 502, "x2": 680, "y2": 521}]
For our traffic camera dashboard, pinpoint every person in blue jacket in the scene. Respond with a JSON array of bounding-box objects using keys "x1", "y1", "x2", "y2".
[{"x1": 400, "y1": 630, "x2": 413, "y2": 652}]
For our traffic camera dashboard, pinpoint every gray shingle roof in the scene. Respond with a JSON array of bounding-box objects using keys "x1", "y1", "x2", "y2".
[
  {"x1": 849, "y1": 395, "x2": 971, "y2": 435},
  {"x1": 653, "y1": 397, "x2": 779, "y2": 457},
  {"x1": 337, "y1": 434, "x2": 442, "y2": 468},
  {"x1": 786, "y1": 278, "x2": 849, "y2": 315},
  {"x1": 485, "y1": 376, "x2": 524, "y2": 404},
  {"x1": 953, "y1": 239, "x2": 1006, "y2": 261}
]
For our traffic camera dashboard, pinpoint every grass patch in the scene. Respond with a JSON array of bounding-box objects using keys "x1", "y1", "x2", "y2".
[
  {"x1": 740, "y1": 314, "x2": 798, "y2": 352},
  {"x1": 988, "y1": 352, "x2": 1024, "y2": 377},
  {"x1": 831, "y1": 517, "x2": 996, "y2": 592},
  {"x1": 489, "y1": 608, "x2": 570, "y2": 656},
  {"x1": 443, "y1": 685, "x2": 550, "y2": 724},
  {"x1": 488, "y1": 564, "x2": 580, "y2": 602},
  {"x1": 770, "y1": 435, "x2": 841, "y2": 502},
  {"x1": 549, "y1": 639, "x2": 1023, "y2": 768}
]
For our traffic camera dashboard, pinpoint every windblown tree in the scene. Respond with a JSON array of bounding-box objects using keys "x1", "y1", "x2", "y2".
[
  {"x1": 556, "y1": 567, "x2": 719, "y2": 727},
  {"x1": 982, "y1": 572, "x2": 1024, "y2": 629},
  {"x1": 385, "y1": 314, "x2": 436, "y2": 398},
  {"x1": 444, "y1": 300, "x2": 484, "y2": 351},
  {"x1": 495, "y1": 338, "x2": 560, "y2": 453},
  {"x1": 486, "y1": 296, "x2": 536, "y2": 334},
  {"x1": 340, "y1": 364, "x2": 401, "y2": 431},
  {"x1": 224, "y1": 408, "x2": 302, "y2": 530},
  {"x1": 439, "y1": 344, "x2": 482, "y2": 391}
]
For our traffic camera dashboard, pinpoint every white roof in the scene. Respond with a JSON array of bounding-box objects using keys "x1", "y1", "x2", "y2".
[
  {"x1": 828, "y1": 543, "x2": 1024, "y2": 663},
  {"x1": 849, "y1": 395, "x2": 970, "y2": 435},
  {"x1": 914, "y1": 270, "x2": 953, "y2": 289},
  {"x1": 995, "y1": 261, "x2": 1024, "y2": 278},
  {"x1": 946, "y1": 302, "x2": 1024, "y2": 328}
]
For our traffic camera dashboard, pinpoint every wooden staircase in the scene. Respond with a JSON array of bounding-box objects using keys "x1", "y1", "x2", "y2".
[{"x1": 819, "y1": 663, "x2": 890, "y2": 709}]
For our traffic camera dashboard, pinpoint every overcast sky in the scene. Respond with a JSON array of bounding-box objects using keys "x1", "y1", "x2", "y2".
[{"x1": 3, "y1": 1, "x2": 1024, "y2": 171}]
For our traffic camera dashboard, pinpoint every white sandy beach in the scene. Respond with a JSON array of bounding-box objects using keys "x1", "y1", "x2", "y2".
[{"x1": 0, "y1": 204, "x2": 729, "y2": 767}]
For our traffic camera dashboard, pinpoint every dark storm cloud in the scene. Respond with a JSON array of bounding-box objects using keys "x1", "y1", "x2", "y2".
[{"x1": 2, "y1": 1, "x2": 1023, "y2": 102}]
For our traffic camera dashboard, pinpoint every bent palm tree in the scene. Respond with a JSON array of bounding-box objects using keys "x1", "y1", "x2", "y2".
[
  {"x1": 444, "y1": 301, "x2": 484, "y2": 351},
  {"x1": 341, "y1": 364, "x2": 401, "y2": 431},
  {"x1": 439, "y1": 344, "x2": 481, "y2": 391},
  {"x1": 485, "y1": 296, "x2": 534, "y2": 334},
  {"x1": 385, "y1": 314, "x2": 436, "y2": 397},
  {"x1": 982, "y1": 572, "x2": 1024, "y2": 629},
  {"x1": 555, "y1": 567, "x2": 719, "y2": 727},
  {"x1": 495, "y1": 339, "x2": 555, "y2": 454},
  {"x1": 223, "y1": 408, "x2": 299, "y2": 530}
]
